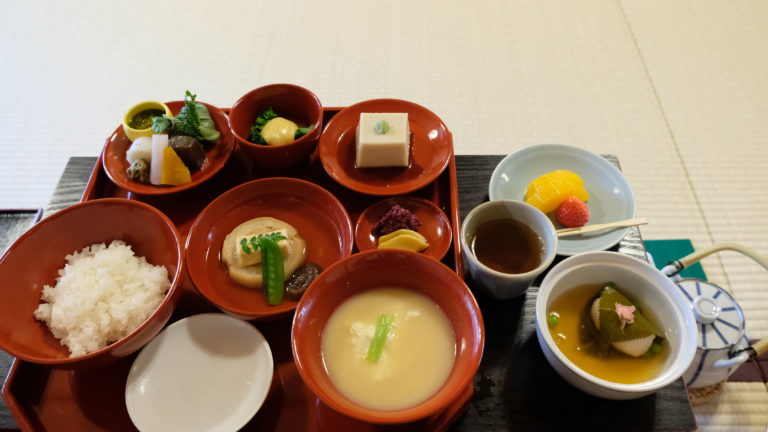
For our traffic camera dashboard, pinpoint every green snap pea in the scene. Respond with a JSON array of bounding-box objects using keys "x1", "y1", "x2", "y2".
[{"x1": 259, "y1": 236, "x2": 285, "y2": 306}]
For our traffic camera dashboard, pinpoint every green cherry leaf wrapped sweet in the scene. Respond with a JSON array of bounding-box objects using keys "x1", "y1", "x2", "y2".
[{"x1": 590, "y1": 283, "x2": 662, "y2": 357}]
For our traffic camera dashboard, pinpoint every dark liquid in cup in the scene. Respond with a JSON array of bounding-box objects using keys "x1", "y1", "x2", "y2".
[{"x1": 470, "y1": 219, "x2": 543, "y2": 274}]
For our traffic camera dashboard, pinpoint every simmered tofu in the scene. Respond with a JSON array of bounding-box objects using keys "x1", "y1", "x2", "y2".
[{"x1": 234, "y1": 231, "x2": 289, "y2": 267}]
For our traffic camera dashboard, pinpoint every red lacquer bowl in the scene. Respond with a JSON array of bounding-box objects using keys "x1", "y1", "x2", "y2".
[
  {"x1": 318, "y1": 99, "x2": 452, "y2": 196},
  {"x1": 291, "y1": 249, "x2": 485, "y2": 424},
  {"x1": 102, "y1": 100, "x2": 235, "y2": 195},
  {"x1": 229, "y1": 84, "x2": 323, "y2": 170},
  {"x1": 186, "y1": 177, "x2": 353, "y2": 320},
  {"x1": 355, "y1": 196, "x2": 453, "y2": 260},
  {"x1": 0, "y1": 199, "x2": 184, "y2": 369}
]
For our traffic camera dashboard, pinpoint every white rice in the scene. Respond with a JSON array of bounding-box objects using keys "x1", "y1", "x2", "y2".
[{"x1": 34, "y1": 240, "x2": 170, "y2": 357}]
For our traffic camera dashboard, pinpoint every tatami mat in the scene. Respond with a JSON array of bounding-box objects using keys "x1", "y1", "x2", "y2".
[
  {"x1": 620, "y1": 0, "x2": 768, "y2": 340},
  {"x1": 621, "y1": 2, "x2": 768, "y2": 431},
  {"x1": 694, "y1": 382, "x2": 768, "y2": 432}
]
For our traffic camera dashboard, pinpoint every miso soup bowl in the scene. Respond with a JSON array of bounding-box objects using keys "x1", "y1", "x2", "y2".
[
  {"x1": 535, "y1": 252, "x2": 697, "y2": 400},
  {"x1": 292, "y1": 249, "x2": 485, "y2": 424}
]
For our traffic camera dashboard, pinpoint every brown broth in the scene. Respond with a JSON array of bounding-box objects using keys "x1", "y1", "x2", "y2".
[
  {"x1": 547, "y1": 284, "x2": 668, "y2": 384},
  {"x1": 470, "y1": 219, "x2": 543, "y2": 274}
]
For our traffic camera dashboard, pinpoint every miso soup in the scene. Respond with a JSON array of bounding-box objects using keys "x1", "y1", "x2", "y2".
[
  {"x1": 321, "y1": 287, "x2": 456, "y2": 410},
  {"x1": 547, "y1": 284, "x2": 668, "y2": 384}
]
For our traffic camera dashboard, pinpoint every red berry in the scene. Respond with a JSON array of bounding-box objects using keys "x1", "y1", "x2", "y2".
[{"x1": 555, "y1": 196, "x2": 590, "y2": 228}]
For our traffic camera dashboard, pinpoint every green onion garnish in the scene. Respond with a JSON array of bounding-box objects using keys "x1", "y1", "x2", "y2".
[{"x1": 366, "y1": 314, "x2": 393, "y2": 362}]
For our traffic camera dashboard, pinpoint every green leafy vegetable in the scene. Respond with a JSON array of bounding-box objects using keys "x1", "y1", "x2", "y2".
[
  {"x1": 295, "y1": 125, "x2": 313, "y2": 139},
  {"x1": 248, "y1": 108, "x2": 280, "y2": 144},
  {"x1": 260, "y1": 236, "x2": 285, "y2": 306},
  {"x1": 366, "y1": 314, "x2": 393, "y2": 362},
  {"x1": 595, "y1": 284, "x2": 662, "y2": 343},
  {"x1": 152, "y1": 91, "x2": 220, "y2": 142}
]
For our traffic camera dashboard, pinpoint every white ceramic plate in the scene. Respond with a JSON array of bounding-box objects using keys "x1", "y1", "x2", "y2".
[
  {"x1": 489, "y1": 144, "x2": 636, "y2": 255},
  {"x1": 125, "y1": 314, "x2": 273, "y2": 432}
]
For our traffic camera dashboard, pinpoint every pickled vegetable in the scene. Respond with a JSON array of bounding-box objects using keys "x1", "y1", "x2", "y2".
[
  {"x1": 126, "y1": 159, "x2": 150, "y2": 184},
  {"x1": 377, "y1": 229, "x2": 429, "y2": 252},
  {"x1": 160, "y1": 146, "x2": 191, "y2": 186}
]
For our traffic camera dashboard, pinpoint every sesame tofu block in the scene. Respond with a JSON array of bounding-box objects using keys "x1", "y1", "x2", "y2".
[{"x1": 355, "y1": 113, "x2": 410, "y2": 168}]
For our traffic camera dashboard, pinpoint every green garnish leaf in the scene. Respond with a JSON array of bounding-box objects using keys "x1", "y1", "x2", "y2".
[
  {"x1": 242, "y1": 232, "x2": 288, "y2": 254},
  {"x1": 151, "y1": 116, "x2": 172, "y2": 133},
  {"x1": 596, "y1": 284, "x2": 662, "y2": 343},
  {"x1": 240, "y1": 238, "x2": 251, "y2": 254},
  {"x1": 249, "y1": 236, "x2": 259, "y2": 253},
  {"x1": 366, "y1": 314, "x2": 393, "y2": 363},
  {"x1": 374, "y1": 120, "x2": 390, "y2": 134},
  {"x1": 150, "y1": 90, "x2": 220, "y2": 142},
  {"x1": 248, "y1": 108, "x2": 280, "y2": 145}
]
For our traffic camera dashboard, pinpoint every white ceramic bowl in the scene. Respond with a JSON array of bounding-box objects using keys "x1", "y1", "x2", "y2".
[
  {"x1": 489, "y1": 144, "x2": 636, "y2": 256},
  {"x1": 535, "y1": 252, "x2": 697, "y2": 400},
  {"x1": 461, "y1": 200, "x2": 557, "y2": 299},
  {"x1": 125, "y1": 314, "x2": 273, "y2": 431}
]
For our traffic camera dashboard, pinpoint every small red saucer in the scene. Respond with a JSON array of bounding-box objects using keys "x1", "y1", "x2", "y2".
[
  {"x1": 318, "y1": 99, "x2": 452, "y2": 196},
  {"x1": 355, "y1": 196, "x2": 452, "y2": 260},
  {"x1": 102, "y1": 100, "x2": 235, "y2": 195}
]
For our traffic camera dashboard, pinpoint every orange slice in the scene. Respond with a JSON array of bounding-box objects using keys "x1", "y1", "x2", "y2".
[
  {"x1": 525, "y1": 170, "x2": 588, "y2": 213},
  {"x1": 160, "y1": 146, "x2": 191, "y2": 186}
]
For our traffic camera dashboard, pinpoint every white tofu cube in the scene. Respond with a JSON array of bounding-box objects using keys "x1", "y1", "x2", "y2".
[
  {"x1": 234, "y1": 232, "x2": 289, "y2": 267},
  {"x1": 355, "y1": 113, "x2": 410, "y2": 168}
]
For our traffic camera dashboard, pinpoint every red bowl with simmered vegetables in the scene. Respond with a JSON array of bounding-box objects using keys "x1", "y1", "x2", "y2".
[
  {"x1": 185, "y1": 177, "x2": 353, "y2": 320},
  {"x1": 229, "y1": 84, "x2": 323, "y2": 170},
  {"x1": 102, "y1": 100, "x2": 234, "y2": 195}
]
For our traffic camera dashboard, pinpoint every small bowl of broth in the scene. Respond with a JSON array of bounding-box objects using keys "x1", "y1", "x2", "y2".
[
  {"x1": 460, "y1": 200, "x2": 557, "y2": 299},
  {"x1": 535, "y1": 252, "x2": 697, "y2": 399},
  {"x1": 291, "y1": 249, "x2": 484, "y2": 424}
]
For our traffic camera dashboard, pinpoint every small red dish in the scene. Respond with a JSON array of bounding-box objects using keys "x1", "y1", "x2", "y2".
[
  {"x1": 0, "y1": 198, "x2": 184, "y2": 369},
  {"x1": 292, "y1": 249, "x2": 484, "y2": 424},
  {"x1": 186, "y1": 177, "x2": 354, "y2": 320},
  {"x1": 229, "y1": 84, "x2": 323, "y2": 170},
  {"x1": 318, "y1": 99, "x2": 452, "y2": 196},
  {"x1": 355, "y1": 196, "x2": 452, "y2": 260},
  {"x1": 102, "y1": 100, "x2": 234, "y2": 195}
]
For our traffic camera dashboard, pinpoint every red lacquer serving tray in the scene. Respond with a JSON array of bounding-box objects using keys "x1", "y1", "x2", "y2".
[{"x1": 2, "y1": 108, "x2": 469, "y2": 432}]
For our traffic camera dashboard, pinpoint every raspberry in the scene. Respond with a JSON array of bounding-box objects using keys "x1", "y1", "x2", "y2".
[{"x1": 555, "y1": 196, "x2": 590, "y2": 228}]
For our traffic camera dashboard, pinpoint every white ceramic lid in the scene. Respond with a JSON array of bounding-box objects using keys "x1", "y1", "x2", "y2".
[{"x1": 675, "y1": 278, "x2": 745, "y2": 350}]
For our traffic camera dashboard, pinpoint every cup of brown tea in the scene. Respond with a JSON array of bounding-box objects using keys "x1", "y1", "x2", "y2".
[{"x1": 461, "y1": 200, "x2": 557, "y2": 299}]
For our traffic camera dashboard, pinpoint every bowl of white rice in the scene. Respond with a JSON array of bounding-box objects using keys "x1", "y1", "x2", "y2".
[{"x1": 0, "y1": 198, "x2": 184, "y2": 368}]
